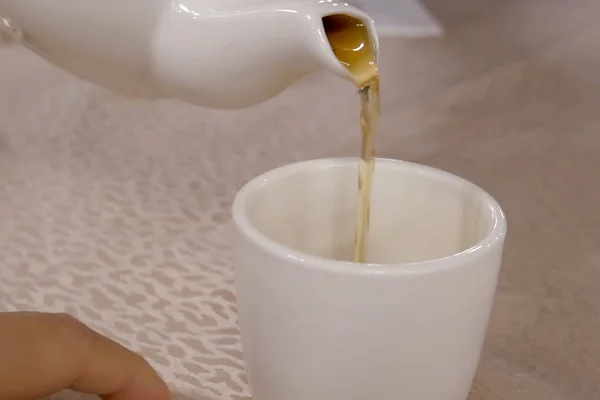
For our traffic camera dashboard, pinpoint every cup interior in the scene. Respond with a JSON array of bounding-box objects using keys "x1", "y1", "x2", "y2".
[{"x1": 237, "y1": 158, "x2": 503, "y2": 265}]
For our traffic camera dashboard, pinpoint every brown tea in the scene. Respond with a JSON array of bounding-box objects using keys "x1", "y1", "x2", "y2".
[{"x1": 323, "y1": 15, "x2": 380, "y2": 263}]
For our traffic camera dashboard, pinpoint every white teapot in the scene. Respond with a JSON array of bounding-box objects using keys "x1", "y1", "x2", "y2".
[{"x1": 0, "y1": 0, "x2": 378, "y2": 109}]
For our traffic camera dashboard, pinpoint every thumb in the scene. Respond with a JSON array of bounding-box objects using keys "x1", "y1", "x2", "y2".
[{"x1": 0, "y1": 312, "x2": 171, "y2": 400}]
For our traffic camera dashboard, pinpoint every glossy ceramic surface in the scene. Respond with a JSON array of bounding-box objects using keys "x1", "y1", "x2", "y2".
[
  {"x1": 0, "y1": 0, "x2": 377, "y2": 108},
  {"x1": 232, "y1": 158, "x2": 507, "y2": 400}
]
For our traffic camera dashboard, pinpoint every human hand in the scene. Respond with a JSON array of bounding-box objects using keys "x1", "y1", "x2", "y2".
[{"x1": 0, "y1": 311, "x2": 171, "y2": 400}]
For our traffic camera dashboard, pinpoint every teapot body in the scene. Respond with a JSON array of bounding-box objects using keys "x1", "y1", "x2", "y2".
[{"x1": 0, "y1": 0, "x2": 168, "y2": 97}]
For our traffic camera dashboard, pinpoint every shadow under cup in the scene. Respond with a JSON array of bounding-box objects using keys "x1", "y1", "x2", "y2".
[
  {"x1": 237, "y1": 158, "x2": 504, "y2": 265},
  {"x1": 232, "y1": 158, "x2": 507, "y2": 400}
]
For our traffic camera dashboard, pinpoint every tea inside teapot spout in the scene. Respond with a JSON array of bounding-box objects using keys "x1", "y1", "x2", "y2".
[
  {"x1": 292, "y1": 0, "x2": 379, "y2": 87},
  {"x1": 321, "y1": 13, "x2": 379, "y2": 87}
]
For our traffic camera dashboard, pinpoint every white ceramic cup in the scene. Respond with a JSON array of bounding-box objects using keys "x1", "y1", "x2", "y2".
[{"x1": 232, "y1": 158, "x2": 507, "y2": 400}]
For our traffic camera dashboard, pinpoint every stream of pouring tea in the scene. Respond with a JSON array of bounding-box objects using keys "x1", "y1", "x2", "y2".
[{"x1": 324, "y1": 15, "x2": 380, "y2": 263}]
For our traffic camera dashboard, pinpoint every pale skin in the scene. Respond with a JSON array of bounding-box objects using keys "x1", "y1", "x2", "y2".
[{"x1": 0, "y1": 312, "x2": 171, "y2": 400}]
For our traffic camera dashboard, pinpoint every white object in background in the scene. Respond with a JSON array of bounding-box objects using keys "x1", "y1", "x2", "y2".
[
  {"x1": 233, "y1": 158, "x2": 506, "y2": 400},
  {"x1": 352, "y1": 0, "x2": 443, "y2": 37}
]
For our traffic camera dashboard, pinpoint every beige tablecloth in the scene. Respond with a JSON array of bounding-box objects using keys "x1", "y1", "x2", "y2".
[{"x1": 2, "y1": 15, "x2": 600, "y2": 398}]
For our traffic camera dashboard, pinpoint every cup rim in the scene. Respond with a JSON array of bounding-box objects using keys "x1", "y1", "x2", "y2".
[{"x1": 232, "y1": 157, "x2": 507, "y2": 276}]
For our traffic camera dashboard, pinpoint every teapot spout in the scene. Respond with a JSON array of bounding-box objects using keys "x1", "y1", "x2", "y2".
[
  {"x1": 303, "y1": 1, "x2": 380, "y2": 84},
  {"x1": 152, "y1": 0, "x2": 379, "y2": 108}
]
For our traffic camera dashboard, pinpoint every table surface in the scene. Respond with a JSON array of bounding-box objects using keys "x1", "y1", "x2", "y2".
[{"x1": 2, "y1": 2, "x2": 600, "y2": 396}]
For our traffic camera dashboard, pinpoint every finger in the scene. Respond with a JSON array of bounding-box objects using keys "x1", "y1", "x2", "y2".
[{"x1": 0, "y1": 312, "x2": 171, "y2": 400}]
